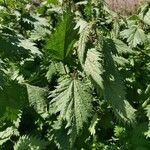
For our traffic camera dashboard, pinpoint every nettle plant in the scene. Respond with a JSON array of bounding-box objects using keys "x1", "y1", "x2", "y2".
[{"x1": 0, "y1": 0, "x2": 150, "y2": 149}]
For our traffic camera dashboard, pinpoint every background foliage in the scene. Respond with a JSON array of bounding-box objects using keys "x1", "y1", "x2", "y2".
[{"x1": 0, "y1": 0, "x2": 150, "y2": 149}]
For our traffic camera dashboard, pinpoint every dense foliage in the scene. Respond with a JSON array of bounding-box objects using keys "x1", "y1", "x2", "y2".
[{"x1": 0, "y1": 0, "x2": 150, "y2": 149}]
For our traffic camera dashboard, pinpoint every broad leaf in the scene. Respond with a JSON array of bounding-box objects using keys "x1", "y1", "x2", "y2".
[
  {"x1": 113, "y1": 38, "x2": 133, "y2": 54},
  {"x1": 0, "y1": 81, "x2": 48, "y2": 118},
  {"x1": 14, "y1": 135, "x2": 49, "y2": 150},
  {"x1": 45, "y1": 13, "x2": 77, "y2": 60},
  {"x1": 142, "y1": 8, "x2": 150, "y2": 26},
  {"x1": 49, "y1": 77, "x2": 93, "y2": 134},
  {"x1": 0, "y1": 33, "x2": 42, "y2": 61},
  {"x1": 109, "y1": 39, "x2": 133, "y2": 66},
  {"x1": 19, "y1": 39, "x2": 42, "y2": 56},
  {"x1": 102, "y1": 38, "x2": 136, "y2": 124},
  {"x1": 0, "y1": 81, "x2": 28, "y2": 118},
  {"x1": 139, "y1": 3, "x2": 150, "y2": 26},
  {"x1": 47, "y1": 0, "x2": 59, "y2": 4},
  {"x1": 30, "y1": 26, "x2": 51, "y2": 41},
  {"x1": 76, "y1": 21, "x2": 104, "y2": 88},
  {"x1": 0, "y1": 127, "x2": 19, "y2": 145},
  {"x1": 46, "y1": 62, "x2": 67, "y2": 82},
  {"x1": 120, "y1": 25, "x2": 146, "y2": 48}
]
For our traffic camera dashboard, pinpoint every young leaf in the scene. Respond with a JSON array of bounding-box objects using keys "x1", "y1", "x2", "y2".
[
  {"x1": 120, "y1": 25, "x2": 146, "y2": 48},
  {"x1": 77, "y1": 21, "x2": 93, "y2": 64},
  {"x1": 84, "y1": 48, "x2": 103, "y2": 89},
  {"x1": 76, "y1": 21, "x2": 104, "y2": 88},
  {"x1": 45, "y1": 13, "x2": 77, "y2": 60}
]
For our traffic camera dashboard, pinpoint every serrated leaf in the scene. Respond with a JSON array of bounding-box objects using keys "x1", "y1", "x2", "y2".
[
  {"x1": 146, "y1": 105, "x2": 150, "y2": 119},
  {"x1": 102, "y1": 38, "x2": 136, "y2": 124},
  {"x1": 145, "y1": 105, "x2": 150, "y2": 138},
  {"x1": 142, "y1": 8, "x2": 150, "y2": 26},
  {"x1": 1, "y1": 107, "x2": 21, "y2": 127},
  {"x1": 45, "y1": 13, "x2": 77, "y2": 60},
  {"x1": 84, "y1": 48, "x2": 103, "y2": 89},
  {"x1": 19, "y1": 39, "x2": 42, "y2": 56},
  {"x1": 49, "y1": 77, "x2": 93, "y2": 134},
  {"x1": 76, "y1": 21, "x2": 104, "y2": 88},
  {"x1": 14, "y1": 135, "x2": 49, "y2": 150},
  {"x1": 0, "y1": 81, "x2": 28, "y2": 118},
  {"x1": 77, "y1": 21, "x2": 93, "y2": 64},
  {"x1": 0, "y1": 127, "x2": 19, "y2": 145},
  {"x1": 120, "y1": 25, "x2": 146, "y2": 47},
  {"x1": 0, "y1": 35, "x2": 29, "y2": 61},
  {"x1": 0, "y1": 33, "x2": 42, "y2": 61},
  {"x1": 46, "y1": 62, "x2": 66, "y2": 82},
  {"x1": 26, "y1": 84, "x2": 48, "y2": 116},
  {"x1": 113, "y1": 38, "x2": 133, "y2": 54},
  {"x1": 30, "y1": 26, "x2": 51, "y2": 41},
  {"x1": 89, "y1": 114, "x2": 99, "y2": 136},
  {"x1": 139, "y1": 3, "x2": 150, "y2": 26},
  {"x1": 107, "y1": 38, "x2": 133, "y2": 66},
  {"x1": 50, "y1": 122, "x2": 71, "y2": 150}
]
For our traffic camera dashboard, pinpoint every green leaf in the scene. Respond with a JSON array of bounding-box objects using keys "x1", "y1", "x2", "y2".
[
  {"x1": 129, "y1": 123, "x2": 150, "y2": 150},
  {"x1": 49, "y1": 77, "x2": 93, "y2": 134},
  {"x1": 84, "y1": 48, "x2": 103, "y2": 89},
  {"x1": 46, "y1": 62, "x2": 67, "y2": 82},
  {"x1": 45, "y1": 13, "x2": 77, "y2": 60},
  {"x1": 120, "y1": 25, "x2": 146, "y2": 47},
  {"x1": 50, "y1": 122, "x2": 71, "y2": 150},
  {"x1": 0, "y1": 80, "x2": 48, "y2": 118},
  {"x1": 142, "y1": 8, "x2": 150, "y2": 26},
  {"x1": 146, "y1": 105, "x2": 150, "y2": 121},
  {"x1": 89, "y1": 114, "x2": 99, "y2": 136},
  {"x1": 26, "y1": 84, "x2": 48, "y2": 116},
  {"x1": 0, "y1": 35, "x2": 29, "y2": 61},
  {"x1": 139, "y1": 3, "x2": 150, "y2": 26},
  {"x1": 14, "y1": 135, "x2": 49, "y2": 150},
  {"x1": 47, "y1": 0, "x2": 59, "y2": 4},
  {"x1": 76, "y1": 21, "x2": 104, "y2": 88},
  {"x1": 0, "y1": 33, "x2": 42, "y2": 61},
  {"x1": 109, "y1": 39, "x2": 133, "y2": 66},
  {"x1": 1, "y1": 107, "x2": 21, "y2": 127},
  {"x1": 0, "y1": 81, "x2": 28, "y2": 118},
  {"x1": 102, "y1": 38, "x2": 136, "y2": 124},
  {"x1": 113, "y1": 38, "x2": 133, "y2": 54},
  {"x1": 0, "y1": 127, "x2": 19, "y2": 145},
  {"x1": 19, "y1": 39, "x2": 42, "y2": 56},
  {"x1": 145, "y1": 105, "x2": 150, "y2": 138},
  {"x1": 77, "y1": 20, "x2": 93, "y2": 64},
  {"x1": 30, "y1": 26, "x2": 51, "y2": 41}
]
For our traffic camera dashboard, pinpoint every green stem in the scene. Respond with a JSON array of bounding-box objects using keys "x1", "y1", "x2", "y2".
[
  {"x1": 63, "y1": 64, "x2": 68, "y2": 74},
  {"x1": 142, "y1": 98, "x2": 150, "y2": 108}
]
